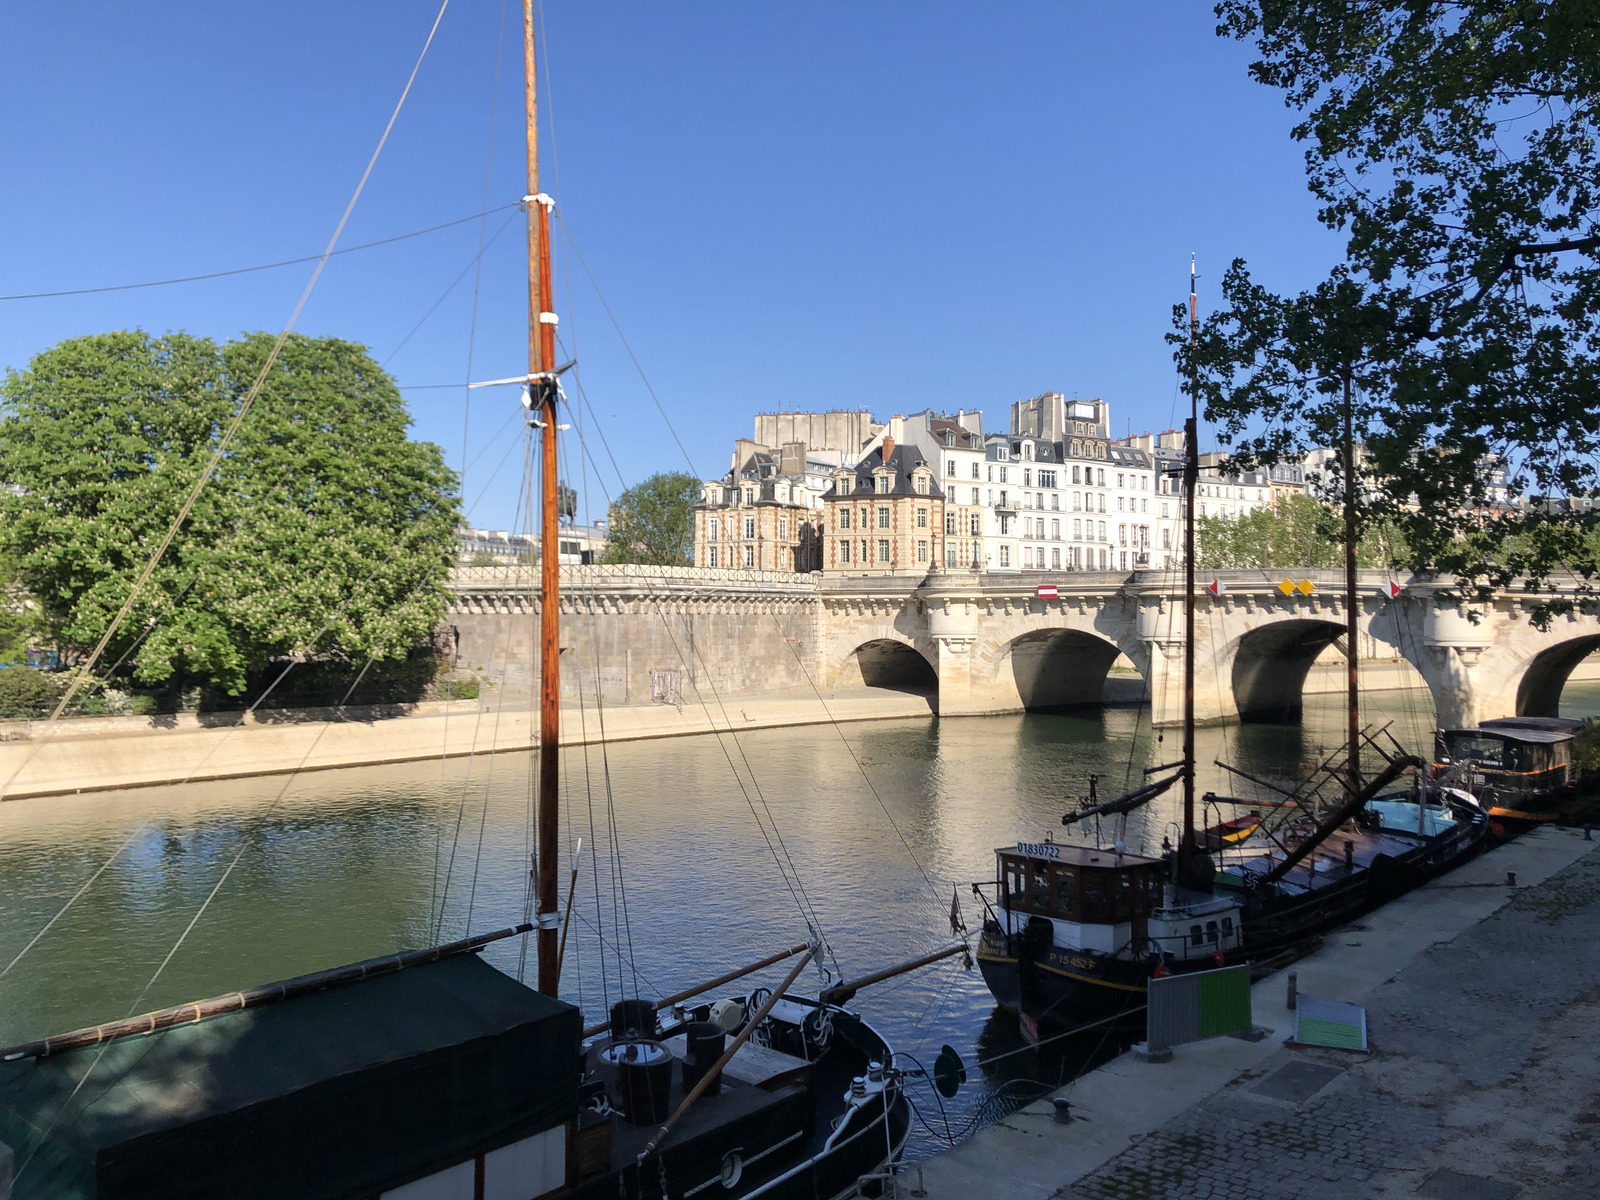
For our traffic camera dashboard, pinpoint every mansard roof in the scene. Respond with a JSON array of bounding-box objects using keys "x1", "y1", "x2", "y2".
[{"x1": 823, "y1": 445, "x2": 944, "y2": 500}]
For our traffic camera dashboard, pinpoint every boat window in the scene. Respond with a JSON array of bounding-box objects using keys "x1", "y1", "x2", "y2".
[
  {"x1": 1030, "y1": 864, "x2": 1051, "y2": 909},
  {"x1": 1003, "y1": 858, "x2": 1025, "y2": 904},
  {"x1": 1113, "y1": 871, "x2": 1136, "y2": 919},
  {"x1": 1205, "y1": 920, "x2": 1219, "y2": 945},
  {"x1": 1445, "y1": 734, "x2": 1508, "y2": 768},
  {"x1": 1053, "y1": 867, "x2": 1079, "y2": 917},
  {"x1": 1189, "y1": 924, "x2": 1202, "y2": 947},
  {"x1": 1222, "y1": 916, "x2": 1234, "y2": 938},
  {"x1": 1144, "y1": 871, "x2": 1163, "y2": 911},
  {"x1": 1082, "y1": 873, "x2": 1110, "y2": 921}
]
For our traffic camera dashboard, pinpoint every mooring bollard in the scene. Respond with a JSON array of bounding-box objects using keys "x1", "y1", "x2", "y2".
[
  {"x1": 1053, "y1": 1097, "x2": 1072, "y2": 1123},
  {"x1": 1506, "y1": 872, "x2": 1517, "y2": 888},
  {"x1": 1287, "y1": 972, "x2": 1298, "y2": 1011}
]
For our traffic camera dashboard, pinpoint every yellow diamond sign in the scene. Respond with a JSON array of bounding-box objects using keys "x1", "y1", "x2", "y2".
[
  {"x1": 1277, "y1": 578, "x2": 1296, "y2": 596},
  {"x1": 1297, "y1": 579, "x2": 1316, "y2": 596}
]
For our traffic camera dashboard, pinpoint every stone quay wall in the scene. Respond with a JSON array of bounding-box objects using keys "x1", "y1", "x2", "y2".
[{"x1": 446, "y1": 564, "x2": 824, "y2": 708}]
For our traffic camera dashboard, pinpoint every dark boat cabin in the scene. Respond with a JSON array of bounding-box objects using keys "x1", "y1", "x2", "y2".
[
  {"x1": 996, "y1": 841, "x2": 1165, "y2": 952},
  {"x1": 1435, "y1": 725, "x2": 1573, "y2": 800}
]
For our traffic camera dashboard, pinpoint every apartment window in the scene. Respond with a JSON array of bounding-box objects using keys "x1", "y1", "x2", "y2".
[
  {"x1": 1072, "y1": 465, "x2": 1081, "y2": 484},
  {"x1": 946, "y1": 460, "x2": 956, "y2": 477},
  {"x1": 1071, "y1": 441, "x2": 1080, "y2": 457},
  {"x1": 1051, "y1": 494, "x2": 1059, "y2": 510},
  {"x1": 1098, "y1": 494, "x2": 1107, "y2": 513},
  {"x1": 1023, "y1": 469, "x2": 1033, "y2": 486},
  {"x1": 987, "y1": 465, "x2": 994, "y2": 482},
  {"x1": 1119, "y1": 524, "x2": 1128, "y2": 546},
  {"x1": 969, "y1": 512, "x2": 981, "y2": 536},
  {"x1": 709, "y1": 546, "x2": 719, "y2": 567},
  {"x1": 1023, "y1": 547, "x2": 1033, "y2": 568},
  {"x1": 971, "y1": 488, "x2": 980, "y2": 506},
  {"x1": 1072, "y1": 492, "x2": 1082, "y2": 512},
  {"x1": 1040, "y1": 470, "x2": 1056, "y2": 488},
  {"x1": 1051, "y1": 519, "x2": 1060, "y2": 539},
  {"x1": 999, "y1": 545, "x2": 1011, "y2": 567},
  {"x1": 1117, "y1": 473, "x2": 1124, "y2": 488},
  {"x1": 708, "y1": 517, "x2": 719, "y2": 539},
  {"x1": 917, "y1": 507, "x2": 928, "y2": 528},
  {"x1": 1096, "y1": 468, "x2": 1105, "y2": 487},
  {"x1": 743, "y1": 545, "x2": 755, "y2": 567},
  {"x1": 945, "y1": 513, "x2": 956, "y2": 535},
  {"x1": 1000, "y1": 467, "x2": 1009, "y2": 483},
  {"x1": 839, "y1": 508, "x2": 851, "y2": 529},
  {"x1": 1073, "y1": 518, "x2": 1082, "y2": 540},
  {"x1": 972, "y1": 462, "x2": 981, "y2": 479},
  {"x1": 916, "y1": 540, "x2": 928, "y2": 564},
  {"x1": 998, "y1": 491, "x2": 1008, "y2": 509},
  {"x1": 877, "y1": 539, "x2": 890, "y2": 563},
  {"x1": 945, "y1": 545, "x2": 956, "y2": 567},
  {"x1": 1141, "y1": 498, "x2": 1149, "y2": 513},
  {"x1": 1117, "y1": 496, "x2": 1125, "y2": 512},
  {"x1": 1052, "y1": 548, "x2": 1061, "y2": 569},
  {"x1": 1161, "y1": 502, "x2": 1169, "y2": 518},
  {"x1": 779, "y1": 517, "x2": 788, "y2": 539},
  {"x1": 878, "y1": 507, "x2": 890, "y2": 528},
  {"x1": 840, "y1": 540, "x2": 851, "y2": 563},
  {"x1": 999, "y1": 515, "x2": 1011, "y2": 535},
  {"x1": 970, "y1": 542, "x2": 982, "y2": 568},
  {"x1": 1097, "y1": 520, "x2": 1106, "y2": 541},
  {"x1": 744, "y1": 516, "x2": 755, "y2": 539}
]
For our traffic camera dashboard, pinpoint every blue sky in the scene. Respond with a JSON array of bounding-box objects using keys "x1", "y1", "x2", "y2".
[{"x1": 0, "y1": 3, "x2": 1341, "y2": 530}]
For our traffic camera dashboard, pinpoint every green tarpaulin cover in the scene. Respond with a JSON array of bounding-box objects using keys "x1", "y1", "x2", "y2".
[{"x1": 0, "y1": 952, "x2": 580, "y2": 1200}]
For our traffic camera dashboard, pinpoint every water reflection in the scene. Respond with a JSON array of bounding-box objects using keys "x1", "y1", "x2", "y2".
[{"x1": 0, "y1": 685, "x2": 1459, "y2": 1157}]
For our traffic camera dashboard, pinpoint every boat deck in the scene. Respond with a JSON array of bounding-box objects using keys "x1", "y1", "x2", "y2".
[{"x1": 1211, "y1": 823, "x2": 1437, "y2": 897}]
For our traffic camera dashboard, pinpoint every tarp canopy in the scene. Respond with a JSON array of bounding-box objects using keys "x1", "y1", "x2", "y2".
[{"x1": 0, "y1": 952, "x2": 580, "y2": 1200}]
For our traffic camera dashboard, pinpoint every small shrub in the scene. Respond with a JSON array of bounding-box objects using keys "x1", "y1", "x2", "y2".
[
  {"x1": 0, "y1": 667, "x2": 66, "y2": 719},
  {"x1": 128, "y1": 694, "x2": 159, "y2": 717},
  {"x1": 440, "y1": 675, "x2": 480, "y2": 701}
]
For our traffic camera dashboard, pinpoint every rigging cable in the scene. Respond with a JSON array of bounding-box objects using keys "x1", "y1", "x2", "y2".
[
  {"x1": 0, "y1": 0, "x2": 457, "y2": 801},
  {"x1": 0, "y1": 202, "x2": 518, "y2": 303},
  {"x1": 383, "y1": 213, "x2": 518, "y2": 367}
]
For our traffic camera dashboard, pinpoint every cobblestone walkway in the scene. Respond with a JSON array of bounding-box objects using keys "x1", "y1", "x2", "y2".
[{"x1": 1056, "y1": 845, "x2": 1600, "y2": 1200}]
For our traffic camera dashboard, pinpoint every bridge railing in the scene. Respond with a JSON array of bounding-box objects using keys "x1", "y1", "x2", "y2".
[{"x1": 450, "y1": 563, "x2": 821, "y2": 593}]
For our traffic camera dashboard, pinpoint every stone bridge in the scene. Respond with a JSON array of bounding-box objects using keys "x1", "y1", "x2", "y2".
[{"x1": 447, "y1": 566, "x2": 1600, "y2": 729}]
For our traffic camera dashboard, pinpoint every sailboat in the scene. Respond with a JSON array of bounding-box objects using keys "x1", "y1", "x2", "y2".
[
  {"x1": 972, "y1": 260, "x2": 1488, "y2": 1043},
  {"x1": 0, "y1": 12, "x2": 928, "y2": 1199}
]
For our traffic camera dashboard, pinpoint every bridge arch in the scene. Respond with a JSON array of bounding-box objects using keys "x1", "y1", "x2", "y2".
[
  {"x1": 1514, "y1": 634, "x2": 1600, "y2": 717},
  {"x1": 1230, "y1": 618, "x2": 1348, "y2": 723},
  {"x1": 995, "y1": 627, "x2": 1141, "y2": 710},
  {"x1": 849, "y1": 638, "x2": 940, "y2": 696}
]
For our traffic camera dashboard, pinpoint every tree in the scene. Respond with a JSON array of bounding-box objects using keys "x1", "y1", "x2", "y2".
[
  {"x1": 1197, "y1": 493, "x2": 1408, "y2": 569},
  {"x1": 1205, "y1": 1, "x2": 1600, "y2": 601},
  {"x1": 0, "y1": 331, "x2": 461, "y2": 693},
  {"x1": 600, "y1": 471, "x2": 699, "y2": 566}
]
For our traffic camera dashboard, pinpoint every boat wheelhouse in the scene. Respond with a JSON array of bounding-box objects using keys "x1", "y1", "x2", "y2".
[{"x1": 1435, "y1": 724, "x2": 1574, "y2": 805}]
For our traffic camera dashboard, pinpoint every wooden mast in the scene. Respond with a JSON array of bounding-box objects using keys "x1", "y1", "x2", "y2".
[
  {"x1": 1178, "y1": 256, "x2": 1199, "y2": 878},
  {"x1": 524, "y1": 0, "x2": 561, "y2": 997},
  {"x1": 1342, "y1": 371, "x2": 1360, "y2": 804}
]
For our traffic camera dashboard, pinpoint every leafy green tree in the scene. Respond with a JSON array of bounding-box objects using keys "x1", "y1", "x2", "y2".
[
  {"x1": 1197, "y1": 493, "x2": 1408, "y2": 569},
  {"x1": 1203, "y1": 1, "x2": 1600, "y2": 600},
  {"x1": 600, "y1": 471, "x2": 699, "y2": 566},
  {"x1": 0, "y1": 331, "x2": 461, "y2": 693},
  {"x1": 0, "y1": 545, "x2": 34, "y2": 664}
]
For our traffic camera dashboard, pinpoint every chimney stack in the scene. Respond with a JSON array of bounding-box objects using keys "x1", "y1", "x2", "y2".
[{"x1": 881, "y1": 430, "x2": 895, "y2": 465}]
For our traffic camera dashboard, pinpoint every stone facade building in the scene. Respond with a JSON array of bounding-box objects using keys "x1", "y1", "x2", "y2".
[
  {"x1": 822, "y1": 432, "x2": 944, "y2": 574},
  {"x1": 695, "y1": 475, "x2": 822, "y2": 572}
]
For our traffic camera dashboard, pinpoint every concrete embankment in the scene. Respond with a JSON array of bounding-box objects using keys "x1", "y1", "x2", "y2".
[
  {"x1": 911, "y1": 826, "x2": 1600, "y2": 1200},
  {"x1": 0, "y1": 689, "x2": 936, "y2": 801}
]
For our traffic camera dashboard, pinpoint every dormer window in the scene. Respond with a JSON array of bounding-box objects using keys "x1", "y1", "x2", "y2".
[
  {"x1": 914, "y1": 474, "x2": 928, "y2": 495},
  {"x1": 996, "y1": 446, "x2": 1010, "y2": 462},
  {"x1": 1022, "y1": 441, "x2": 1034, "y2": 462},
  {"x1": 943, "y1": 431, "x2": 956, "y2": 447},
  {"x1": 877, "y1": 474, "x2": 891, "y2": 494}
]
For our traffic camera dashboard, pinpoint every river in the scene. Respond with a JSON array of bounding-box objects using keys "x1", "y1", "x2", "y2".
[{"x1": 3, "y1": 681, "x2": 1595, "y2": 1157}]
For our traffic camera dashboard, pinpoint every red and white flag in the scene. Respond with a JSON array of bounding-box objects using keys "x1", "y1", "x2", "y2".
[
  {"x1": 1036, "y1": 584, "x2": 1059, "y2": 599},
  {"x1": 1383, "y1": 580, "x2": 1402, "y2": 599},
  {"x1": 1207, "y1": 579, "x2": 1226, "y2": 597}
]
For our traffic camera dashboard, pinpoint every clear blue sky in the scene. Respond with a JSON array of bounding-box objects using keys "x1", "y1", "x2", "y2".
[{"x1": 0, "y1": 3, "x2": 1340, "y2": 530}]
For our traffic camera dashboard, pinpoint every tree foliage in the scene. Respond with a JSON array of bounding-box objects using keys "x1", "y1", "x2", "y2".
[
  {"x1": 1197, "y1": 493, "x2": 1408, "y2": 569},
  {"x1": 1195, "y1": 1, "x2": 1600, "y2": 598},
  {"x1": 0, "y1": 331, "x2": 461, "y2": 693},
  {"x1": 600, "y1": 471, "x2": 699, "y2": 566}
]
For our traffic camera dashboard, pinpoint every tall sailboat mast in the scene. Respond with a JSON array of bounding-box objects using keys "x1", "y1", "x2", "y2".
[
  {"x1": 523, "y1": 0, "x2": 561, "y2": 997},
  {"x1": 1342, "y1": 372, "x2": 1359, "y2": 804},
  {"x1": 1178, "y1": 256, "x2": 1199, "y2": 877}
]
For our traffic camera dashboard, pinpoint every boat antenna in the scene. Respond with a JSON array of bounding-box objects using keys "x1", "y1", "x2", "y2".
[
  {"x1": 1178, "y1": 255, "x2": 1199, "y2": 880},
  {"x1": 524, "y1": 0, "x2": 562, "y2": 997},
  {"x1": 1342, "y1": 367, "x2": 1360, "y2": 804}
]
